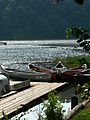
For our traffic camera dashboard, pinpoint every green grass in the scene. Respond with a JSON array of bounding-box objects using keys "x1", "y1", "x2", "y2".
[
  {"x1": 69, "y1": 102, "x2": 90, "y2": 120},
  {"x1": 53, "y1": 55, "x2": 90, "y2": 68}
]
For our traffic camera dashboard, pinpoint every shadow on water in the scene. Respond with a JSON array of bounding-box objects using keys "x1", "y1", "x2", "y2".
[{"x1": 57, "y1": 83, "x2": 76, "y2": 103}]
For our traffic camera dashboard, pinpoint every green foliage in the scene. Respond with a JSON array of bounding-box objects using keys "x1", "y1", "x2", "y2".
[
  {"x1": 75, "y1": 83, "x2": 90, "y2": 101},
  {"x1": 2, "y1": 111, "x2": 8, "y2": 120},
  {"x1": 66, "y1": 27, "x2": 88, "y2": 39},
  {"x1": 53, "y1": 55, "x2": 90, "y2": 68},
  {"x1": 38, "y1": 91, "x2": 65, "y2": 120},
  {"x1": 66, "y1": 27, "x2": 90, "y2": 53}
]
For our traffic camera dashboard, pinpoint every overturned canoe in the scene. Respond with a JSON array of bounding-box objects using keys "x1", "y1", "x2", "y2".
[
  {"x1": 0, "y1": 65, "x2": 51, "y2": 82},
  {"x1": 28, "y1": 64, "x2": 58, "y2": 81}
]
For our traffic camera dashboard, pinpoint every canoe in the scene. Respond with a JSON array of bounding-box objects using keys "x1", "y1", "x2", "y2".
[
  {"x1": 61, "y1": 66, "x2": 86, "y2": 82},
  {"x1": 0, "y1": 65, "x2": 51, "y2": 82},
  {"x1": 28, "y1": 64, "x2": 58, "y2": 81},
  {"x1": 29, "y1": 61, "x2": 67, "y2": 74},
  {"x1": 29, "y1": 64, "x2": 52, "y2": 73},
  {"x1": 51, "y1": 61, "x2": 67, "y2": 75},
  {"x1": 28, "y1": 61, "x2": 69, "y2": 82},
  {"x1": 74, "y1": 69, "x2": 90, "y2": 83},
  {"x1": 28, "y1": 62, "x2": 87, "y2": 82}
]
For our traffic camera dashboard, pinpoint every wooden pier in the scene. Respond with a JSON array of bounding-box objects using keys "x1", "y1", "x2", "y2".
[{"x1": 0, "y1": 81, "x2": 67, "y2": 119}]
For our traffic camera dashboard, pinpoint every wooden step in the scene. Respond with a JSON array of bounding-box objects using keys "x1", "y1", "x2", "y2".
[{"x1": 10, "y1": 80, "x2": 31, "y2": 91}]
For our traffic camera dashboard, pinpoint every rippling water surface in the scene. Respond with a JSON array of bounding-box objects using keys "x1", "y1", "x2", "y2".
[{"x1": 0, "y1": 40, "x2": 88, "y2": 68}]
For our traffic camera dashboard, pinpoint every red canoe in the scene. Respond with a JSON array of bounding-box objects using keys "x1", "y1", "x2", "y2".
[
  {"x1": 61, "y1": 64, "x2": 87, "y2": 82},
  {"x1": 29, "y1": 63, "x2": 87, "y2": 82},
  {"x1": 29, "y1": 64, "x2": 57, "y2": 82}
]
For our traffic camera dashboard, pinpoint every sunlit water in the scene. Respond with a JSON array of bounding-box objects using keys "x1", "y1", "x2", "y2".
[
  {"x1": 0, "y1": 40, "x2": 88, "y2": 67},
  {"x1": 0, "y1": 40, "x2": 87, "y2": 120}
]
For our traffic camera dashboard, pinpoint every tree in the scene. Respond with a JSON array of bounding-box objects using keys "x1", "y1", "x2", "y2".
[{"x1": 66, "y1": 27, "x2": 90, "y2": 53}]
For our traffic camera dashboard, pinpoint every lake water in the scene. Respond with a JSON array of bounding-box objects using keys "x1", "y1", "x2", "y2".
[
  {"x1": 0, "y1": 40, "x2": 87, "y2": 120},
  {"x1": 0, "y1": 40, "x2": 88, "y2": 67}
]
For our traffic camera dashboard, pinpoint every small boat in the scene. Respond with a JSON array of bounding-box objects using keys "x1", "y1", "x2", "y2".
[
  {"x1": 28, "y1": 64, "x2": 57, "y2": 81},
  {"x1": 28, "y1": 62, "x2": 87, "y2": 82},
  {"x1": 0, "y1": 42, "x2": 7, "y2": 45},
  {"x1": 51, "y1": 61, "x2": 67, "y2": 75},
  {"x1": 29, "y1": 61, "x2": 67, "y2": 74},
  {"x1": 0, "y1": 65, "x2": 51, "y2": 82},
  {"x1": 60, "y1": 64, "x2": 87, "y2": 82},
  {"x1": 74, "y1": 69, "x2": 90, "y2": 83},
  {"x1": 29, "y1": 64, "x2": 52, "y2": 73},
  {"x1": 29, "y1": 61, "x2": 67, "y2": 82}
]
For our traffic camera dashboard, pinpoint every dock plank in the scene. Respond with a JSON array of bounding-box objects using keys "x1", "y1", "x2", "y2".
[{"x1": 0, "y1": 82, "x2": 67, "y2": 119}]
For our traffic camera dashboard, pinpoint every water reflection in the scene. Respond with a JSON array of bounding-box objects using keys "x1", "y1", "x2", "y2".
[{"x1": 11, "y1": 101, "x2": 71, "y2": 120}]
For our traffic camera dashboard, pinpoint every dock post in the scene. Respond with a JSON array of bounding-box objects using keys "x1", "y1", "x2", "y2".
[{"x1": 71, "y1": 95, "x2": 78, "y2": 109}]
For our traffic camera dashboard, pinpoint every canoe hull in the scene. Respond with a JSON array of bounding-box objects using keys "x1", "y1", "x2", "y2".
[
  {"x1": 0, "y1": 65, "x2": 51, "y2": 82},
  {"x1": 60, "y1": 69, "x2": 85, "y2": 82}
]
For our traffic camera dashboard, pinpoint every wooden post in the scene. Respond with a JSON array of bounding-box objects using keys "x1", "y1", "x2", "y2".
[{"x1": 71, "y1": 95, "x2": 78, "y2": 109}]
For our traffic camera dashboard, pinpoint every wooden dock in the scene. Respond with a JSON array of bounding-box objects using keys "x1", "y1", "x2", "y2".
[{"x1": 0, "y1": 81, "x2": 67, "y2": 119}]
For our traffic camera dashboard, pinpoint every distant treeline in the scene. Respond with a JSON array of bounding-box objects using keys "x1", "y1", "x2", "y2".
[{"x1": 0, "y1": 0, "x2": 90, "y2": 40}]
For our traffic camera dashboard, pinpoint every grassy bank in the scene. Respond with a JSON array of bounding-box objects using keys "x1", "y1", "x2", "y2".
[
  {"x1": 53, "y1": 55, "x2": 90, "y2": 68},
  {"x1": 69, "y1": 101, "x2": 90, "y2": 120}
]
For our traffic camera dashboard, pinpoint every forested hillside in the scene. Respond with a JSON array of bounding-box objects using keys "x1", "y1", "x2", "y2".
[{"x1": 0, "y1": 0, "x2": 90, "y2": 40}]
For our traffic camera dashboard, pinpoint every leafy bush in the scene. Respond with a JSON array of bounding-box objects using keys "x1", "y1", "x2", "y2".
[
  {"x1": 38, "y1": 91, "x2": 65, "y2": 120},
  {"x1": 75, "y1": 83, "x2": 90, "y2": 101}
]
